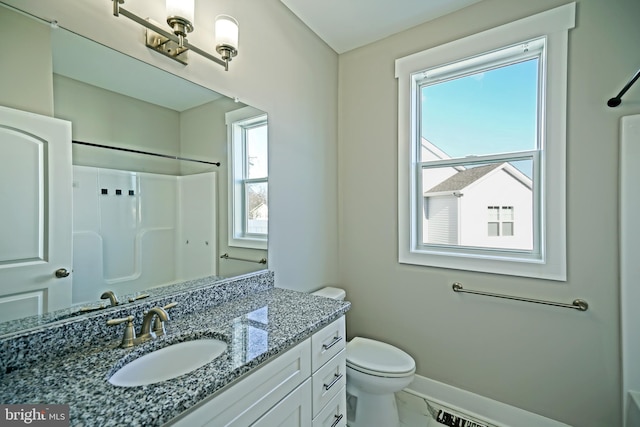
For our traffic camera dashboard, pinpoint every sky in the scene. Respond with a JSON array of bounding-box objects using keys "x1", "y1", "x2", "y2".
[
  {"x1": 421, "y1": 58, "x2": 539, "y2": 160},
  {"x1": 247, "y1": 123, "x2": 268, "y2": 179}
]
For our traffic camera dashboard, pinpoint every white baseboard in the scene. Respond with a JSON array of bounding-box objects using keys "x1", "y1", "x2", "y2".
[{"x1": 404, "y1": 375, "x2": 571, "y2": 427}]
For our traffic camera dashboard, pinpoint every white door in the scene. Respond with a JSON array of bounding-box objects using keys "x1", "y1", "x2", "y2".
[{"x1": 0, "y1": 105, "x2": 73, "y2": 322}]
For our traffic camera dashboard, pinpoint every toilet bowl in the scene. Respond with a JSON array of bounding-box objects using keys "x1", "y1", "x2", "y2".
[
  {"x1": 312, "y1": 288, "x2": 416, "y2": 427},
  {"x1": 345, "y1": 337, "x2": 415, "y2": 427}
]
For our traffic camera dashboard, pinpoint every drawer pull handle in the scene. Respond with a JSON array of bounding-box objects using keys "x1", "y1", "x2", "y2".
[
  {"x1": 324, "y1": 373, "x2": 344, "y2": 391},
  {"x1": 322, "y1": 336, "x2": 343, "y2": 351},
  {"x1": 330, "y1": 413, "x2": 344, "y2": 427}
]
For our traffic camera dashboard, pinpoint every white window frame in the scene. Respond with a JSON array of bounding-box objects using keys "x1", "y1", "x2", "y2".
[
  {"x1": 395, "y1": 3, "x2": 575, "y2": 281},
  {"x1": 226, "y1": 106, "x2": 268, "y2": 250}
]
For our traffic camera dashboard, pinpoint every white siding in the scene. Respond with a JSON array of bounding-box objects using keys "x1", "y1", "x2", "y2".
[
  {"x1": 459, "y1": 168, "x2": 532, "y2": 250},
  {"x1": 426, "y1": 196, "x2": 458, "y2": 245}
]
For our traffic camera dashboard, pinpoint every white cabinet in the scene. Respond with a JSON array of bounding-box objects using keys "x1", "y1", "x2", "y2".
[
  {"x1": 312, "y1": 349, "x2": 346, "y2": 418},
  {"x1": 168, "y1": 339, "x2": 311, "y2": 426},
  {"x1": 311, "y1": 317, "x2": 347, "y2": 427},
  {"x1": 253, "y1": 379, "x2": 312, "y2": 427},
  {"x1": 313, "y1": 387, "x2": 347, "y2": 427},
  {"x1": 311, "y1": 316, "x2": 345, "y2": 371},
  {"x1": 166, "y1": 316, "x2": 346, "y2": 427}
]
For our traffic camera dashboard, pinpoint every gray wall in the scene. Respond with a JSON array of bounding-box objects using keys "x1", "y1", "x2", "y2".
[
  {"x1": 338, "y1": 0, "x2": 640, "y2": 426},
  {"x1": 0, "y1": 7, "x2": 53, "y2": 116},
  {"x1": 53, "y1": 75, "x2": 182, "y2": 175}
]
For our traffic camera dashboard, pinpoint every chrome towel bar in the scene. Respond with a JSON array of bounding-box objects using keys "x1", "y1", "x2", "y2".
[
  {"x1": 220, "y1": 253, "x2": 267, "y2": 264},
  {"x1": 452, "y1": 282, "x2": 588, "y2": 312}
]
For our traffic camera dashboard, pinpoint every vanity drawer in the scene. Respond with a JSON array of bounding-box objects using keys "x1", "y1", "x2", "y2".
[
  {"x1": 312, "y1": 349, "x2": 346, "y2": 417},
  {"x1": 311, "y1": 316, "x2": 345, "y2": 372},
  {"x1": 312, "y1": 385, "x2": 346, "y2": 427}
]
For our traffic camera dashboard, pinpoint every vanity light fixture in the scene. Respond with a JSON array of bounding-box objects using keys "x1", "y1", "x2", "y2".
[{"x1": 111, "y1": 0, "x2": 239, "y2": 71}]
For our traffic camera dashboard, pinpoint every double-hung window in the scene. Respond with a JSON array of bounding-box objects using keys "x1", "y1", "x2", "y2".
[
  {"x1": 396, "y1": 4, "x2": 575, "y2": 280},
  {"x1": 226, "y1": 107, "x2": 268, "y2": 250}
]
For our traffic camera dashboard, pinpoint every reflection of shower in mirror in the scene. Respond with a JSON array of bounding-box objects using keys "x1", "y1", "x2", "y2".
[{"x1": 72, "y1": 166, "x2": 217, "y2": 305}]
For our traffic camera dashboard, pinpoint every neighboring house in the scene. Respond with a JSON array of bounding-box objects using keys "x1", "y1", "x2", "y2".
[
  {"x1": 248, "y1": 203, "x2": 269, "y2": 235},
  {"x1": 421, "y1": 139, "x2": 533, "y2": 250},
  {"x1": 250, "y1": 203, "x2": 269, "y2": 220}
]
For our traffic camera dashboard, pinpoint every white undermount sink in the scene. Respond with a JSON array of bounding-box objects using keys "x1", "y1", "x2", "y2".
[{"x1": 109, "y1": 339, "x2": 228, "y2": 387}]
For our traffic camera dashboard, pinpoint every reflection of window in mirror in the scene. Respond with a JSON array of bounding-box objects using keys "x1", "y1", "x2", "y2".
[{"x1": 226, "y1": 107, "x2": 268, "y2": 249}]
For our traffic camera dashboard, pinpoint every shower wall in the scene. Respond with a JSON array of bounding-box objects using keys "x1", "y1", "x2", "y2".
[
  {"x1": 621, "y1": 114, "x2": 640, "y2": 426},
  {"x1": 72, "y1": 166, "x2": 216, "y2": 304}
]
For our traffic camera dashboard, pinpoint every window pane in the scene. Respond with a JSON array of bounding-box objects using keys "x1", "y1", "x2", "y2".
[
  {"x1": 502, "y1": 222, "x2": 514, "y2": 236},
  {"x1": 501, "y1": 206, "x2": 514, "y2": 221},
  {"x1": 421, "y1": 161, "x2": 533, "y2": 250},
  {"x1": 420, "y1": 58, "x2": 539, "y2": 159},
  {"x1": 488, "y1": 206, "x2": 499, "y2": 221},
  {"x1": 246, "y1": 181, "x2": 268, "y2": 235},
  {"x1": 246, "y1": 124, "x2": 268, "y2": 179}
]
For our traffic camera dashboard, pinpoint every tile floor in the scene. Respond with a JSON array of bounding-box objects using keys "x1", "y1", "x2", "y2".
[
  {"x1": 346, "y1": 389, "x2": 495, "y2": 427},
  {"x1": 397, "y1": 390, "x2": 440, "y2": 427}
]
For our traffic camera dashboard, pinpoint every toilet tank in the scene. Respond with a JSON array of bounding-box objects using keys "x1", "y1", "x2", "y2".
[{"x1": 312, "y1": 287, "x2": 346, "y2": 301}]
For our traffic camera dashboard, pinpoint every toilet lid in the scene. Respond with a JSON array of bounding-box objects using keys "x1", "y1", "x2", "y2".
[{"x1": 346, "y1": 337, "x2": 415, "y2": 377}]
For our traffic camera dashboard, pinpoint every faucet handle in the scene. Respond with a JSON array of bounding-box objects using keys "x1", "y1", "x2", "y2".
[
  {"x1": 107, "y1": 315, "x2": 135, "y2": 348},
  {"x1": 163, "y1": 302, "x2": 178, "y2": 311},
  {"x1": 153, "y1": 302, "x2": 178, "y2": 336},
  {"x1": 128, "y1": 293, "x2": 150, "y2": 303}
]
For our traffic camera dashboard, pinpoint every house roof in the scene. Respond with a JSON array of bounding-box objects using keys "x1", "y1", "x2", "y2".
[{"x1": 425, "y1": 163, "x2": 503, "y2": 193}]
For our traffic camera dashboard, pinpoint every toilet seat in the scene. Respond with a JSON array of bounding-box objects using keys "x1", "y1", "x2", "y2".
[{"x1": 346, "y1": 337, "x2": 415, "y2": 378}]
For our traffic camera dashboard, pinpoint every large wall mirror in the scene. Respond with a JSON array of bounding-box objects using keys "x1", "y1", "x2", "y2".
[{"x1": 0, "y1": 3, "x2": 268, "y2": 334}]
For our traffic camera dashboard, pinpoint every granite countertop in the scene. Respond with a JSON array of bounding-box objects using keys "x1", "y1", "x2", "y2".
[{"x1": 0, "y1": 285, "x2": 350, "y2": 426}]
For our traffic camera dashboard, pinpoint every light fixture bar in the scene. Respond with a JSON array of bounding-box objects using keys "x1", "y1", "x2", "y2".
[{"x1": 112, "y1": 0, "x2": 234, "y2": 71}]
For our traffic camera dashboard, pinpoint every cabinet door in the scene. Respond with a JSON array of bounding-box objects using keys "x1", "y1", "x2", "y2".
[
  {"x1": 167, "y1": 339, "x2": 311, "y2": 427},
  {"x1": 252, "y1": 379, "x2": 312, "y2": 427}
]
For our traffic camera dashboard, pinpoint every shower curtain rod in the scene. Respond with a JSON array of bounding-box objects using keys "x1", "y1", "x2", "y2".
[
  {"x1": 607, "y1": 67, "x2": 640, "y2": 107},
  {"x1": 72, "y1": 140, "x2": 221, "y2": 166}
]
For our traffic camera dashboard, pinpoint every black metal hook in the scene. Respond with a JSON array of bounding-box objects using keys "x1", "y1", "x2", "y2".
[{"x1": 608, "y1": 68, "x2": 640, "y2": 108}]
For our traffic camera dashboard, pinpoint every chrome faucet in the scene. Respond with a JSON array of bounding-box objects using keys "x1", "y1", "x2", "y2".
[{"x1": 100, "y1": 290, "x2": 120, "y2": 307}]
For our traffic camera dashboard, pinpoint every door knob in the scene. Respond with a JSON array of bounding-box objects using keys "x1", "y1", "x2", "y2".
[{"x1": 55, "y1": 268, "x2": 70, "y2": 278}]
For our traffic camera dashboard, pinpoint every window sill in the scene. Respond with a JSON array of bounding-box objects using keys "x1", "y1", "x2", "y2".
[{"x1": 228, "y1": 236, "x2": 268, "y2": 251}]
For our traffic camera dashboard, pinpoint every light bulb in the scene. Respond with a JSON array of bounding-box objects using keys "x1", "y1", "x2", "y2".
[
  {"x1": 215, "y1": 15, "x2": 239, "y2": 51},
  {"x1": 166, "y1": 0, "x2": 195, "y2": 24}
]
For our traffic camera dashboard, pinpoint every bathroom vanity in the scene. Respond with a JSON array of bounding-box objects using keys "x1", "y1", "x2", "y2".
[
  {"x1": 0, "y1": 271, "x2": 350, "y2": 426},
  {"x1": 169, "y1": 317, "x2": 346, "y2": 426}
]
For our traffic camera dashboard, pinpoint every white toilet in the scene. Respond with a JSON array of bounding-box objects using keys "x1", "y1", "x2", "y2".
[{"x1": 312, "y1": 287, "x2": 416, "y2": 427}]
